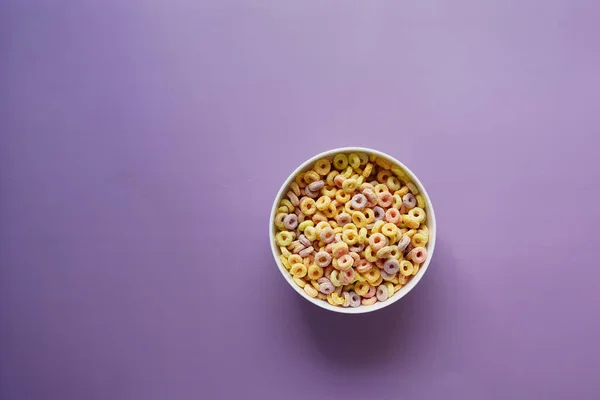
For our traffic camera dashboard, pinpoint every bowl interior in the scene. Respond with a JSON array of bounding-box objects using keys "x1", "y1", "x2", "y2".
[{"x1": 269, "y1": 147, "x2": 436, "y2": 314}]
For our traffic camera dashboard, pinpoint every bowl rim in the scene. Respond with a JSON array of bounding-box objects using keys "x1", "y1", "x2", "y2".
[{"x1": 269, "y1": 147, "x2": 436, "y2": 314}]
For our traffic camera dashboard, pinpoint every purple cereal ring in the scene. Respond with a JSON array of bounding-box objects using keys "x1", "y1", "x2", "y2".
[
  {"x1": 378, "y1": 192, "x2": 393, "y2": 207},
  {"x1": 287, "y1": 191, "x2": 300, "y2": 206},
  {"x1": 408, "y1": 246, "x2": 427, "y2": 263},
  {"x1": 349, "y1": 291, "x2": 361, "y2": 307},
  {"x1": 299, "y1": 246, "x2": 314, "y2": 258},
  {"x1": 364, "y1": 286, "x2": 376, "y2": 298},
  {"x1": 284, "y1": 213, "x2": 298, "y2": 230},
  {"x1": 376, "y1": 285, "x2": 388, "y2": 302},
  {"x1": 383, "y1": 258, "x2": 400, "y2": 275},
  {"x1": 380, "y1": 269, "x2": 395, "y2": 281},
  {"x1": 320, "y1": 227, "x2": 335, "y2": 243},
  {"x1": 351, "y1": 194, "x2": 367, "y2": 210},
  {"x1": 373, "y1": 206, "x2": 385, "y2": 221},
  {"x1": 356, "y1": 259, "x2": 373, "y2": 273},
  {"x1": 397, "y1": 235, "x2": 410, "y2": 251},
  {"x1": 403, "y1": 193, "x2": 416, "y2": 209},
  {"x1": 317, "y1": 277, "x2": 335, "y2": 294},
  {"x1": 315, "y1": 251, "x2": 332, "y2": 267},
  {"x1": 299, "y1": 235, "x2": 311, "y2": 247},
  {"x1": 336, "y1": 212, "x2": 352, "y2": 226},
  {"x1": 308, "y1": 180, "x2": 325, "y2": 192}
]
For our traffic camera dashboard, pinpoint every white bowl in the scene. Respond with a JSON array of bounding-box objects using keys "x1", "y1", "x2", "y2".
[{"x1": 269, "y1": 147, "x2": 436, "y2": 314}]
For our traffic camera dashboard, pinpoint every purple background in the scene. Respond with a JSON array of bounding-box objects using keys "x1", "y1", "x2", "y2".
[{"x1": 2, "y1": 1, "x2": 600, "y2": 399}]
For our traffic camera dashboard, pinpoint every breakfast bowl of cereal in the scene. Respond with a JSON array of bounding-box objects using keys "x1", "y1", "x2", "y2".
[{"x1": 269, "y1": 147, "x2": 436, "y2": 314}]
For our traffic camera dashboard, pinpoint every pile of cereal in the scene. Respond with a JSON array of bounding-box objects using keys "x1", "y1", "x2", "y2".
[{"x1": 274, "y1": 152, "x2": 430, "y2": 307}]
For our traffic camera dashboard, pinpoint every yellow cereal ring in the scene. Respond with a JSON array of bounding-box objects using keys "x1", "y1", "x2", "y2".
[
  {"x1": 371, "y1": 276, "x2": 383, "y2": 287},
  {"x1": 293, "y1": 276, "x2": 306, "y2": 288},
  {"x1": 358, "y1": 227, "x2": 368, "y2": 244},
  {"x1": 312, "y1": 212, "x2": 328, "y2": 224},
  {"x1": 333, "y1": 154, "x2": 349, "y2": 170},
  {"x1": 342, "y1": 178, "x2": 358, "y2": 195},
  {"x1": 395, "y1": 186, "x2": 409, "y2": 197},
  {"x1": 354, "y1": 273, "x2": 366, "y2": 283},
  {"x1": 342, "y1": 229, "x2": 359, "y2": 245},
  {"x1": 301, "y1": 171, "x2": 318, "y2": 185},
  {"x1": 313, "y1": 158, "x2": 331, "y2": 176},
  {"x1": 304, "y1": 226, "x2": 317, "y2": 241},
  {"x1": 377, "y1": 169, "x2": 392, "y2": 183},
  {"x1": 405, "y1": 229, "x2": 417, "y2": 237},
  {"x1": 357, "y1": 152, "x2": 369, "y2": 166},
  {"x1": 279, "y1": 199, "x2": 294, "y2": 213},
  {"x1": 355, "y1": 281, "x2": 369, "y2": 296},
  {"x1": 341, "y1": 166, "x2": 353, "y2": 179},
  {"x1": 391, "y1": 165, "x2": 407, "y2": 178},
  {"x1": 408, "y1": 207, "x2": 426, "y2": 223},
  {"x1": 388, "y1": 245, "x2": 401, "y2": 260},
  {"x1": 275, "y1": 213, "x2": 287, "y2": 230},
  {"x1": 363, "y1": 208, "x2": 375, "y2": 224},
  {"x1": 330, "y1": 270, "x2": 342, "y2": 287},
  {"x1": 333, "y1": 226, "x2": 343, "y2": 235},
  {"x1": 362, "y1": 163, "x2": 374, "y2": 178},
  {"x1": 308, "y1": 264, "x2": 323, "y2": 280},
  {"x1": 407, "y1": 182, "x2": 419, "y2": 194},
  {"x1": 326, "y1": 170, "x2": 339, "y2": 187},
  {"x1": 374, "y1": 184, "x2": 389, "y2": 196},
  {"x1": 394, "y1": 284, "x2": 402, "y2": 293},
  {"x1": 295, "y1": 172, "x2": 307, "y2": 188},
  {"x1": 365, "y1": 268, "x2": 380, "y2": 283},
  {"x1": 381, "y1": 223, "x2": 398, "y2": 238},
  {"x1": 386, "y1": 282, "x2": 395, "y2": 299},
  {"x1": 412, "y1": 263, "x2": 420, "y2": 276},
  {"x1": 411, "y1": 233, "x2": 428, "y2": 247},
  {"x1": 317, "y1": 292, "x2": 327, "y2": 301},
  {"x1": 402, "y1": 215, "x2": 420, "y2": 229},
  {"x1": 291, "y1": 263, "x2": 308, "y2": 278},
  {"x1": 352, "y1": 211, "x2": 367, "y2": 228},
  {"x1": 343, "y1": 284, "x2": 355, "y2": 292},
  {"x1": 416, "y1": 194, "x2": 426, "y2": 209},
  {"x1": 288, "y1": 254, "x2": 302, "y2": 265},
  {"x1": 322, "y1": 186, "x2": 337, "y2": 198},
  {"x1": 418, "y1": 224, "x2": 429, "y2": 237},
  {"x1": 331, "y1": 292, "x2": 345, "y2": 305},
  {"x1": 335, "y1": 190, "x2": 351, "y2": 204},
  {"x1": 300, "y1": 198, "x2": 317, "y2": 216},
  {"x1": 371, "y1": 220, "x2": 385, "y2": 234},
  {"x1": 387, "y1": 176, "x2": 401, "y2": 191},
  {"x1": 276, "y1": 231, "x2": 294, "y2": 246},
  {"x1": 375, "y1": 157, "x2": 392, "y2": 170},
  {"x1": 298, "y1": 220, "x2": 314, "y2": 232},
  {"x1": 329, "y1": 220, "x2": 338, "y2": 229},
  {"x1": 315, "y1": 196, "x2": 331, "y2": 211},
  {"x1": 280, "y1": 246, "x2": 291, "y2": 257},
  {"x1": 400, "y1": 260, "x2": 413, "y2": 276},
  {"x1": 344, "y1": 200, "x2": 353, "y2": 213},
  {"x1": 348, "y1": 153, "x2": 361, "y2": 169},
  {"x1": 289, "y1": 182, "x2": 301, "y2": 196},
  {"x1": 364, "y1": 246, "x2": 377, "y2": 262},
  {"x1": 280, "y1": 255, "x2": 291, "y2": 270},
  {"x1": 376, "y1": 246, "x2": 393, "y2": 259},
  {"x1": 323, "y1": 203, "x2": 337, "y2": 218},
  {"x1": 304, "y1": 284, "x2": 318, "y2": 298},
  {"x1": 315, "y1": 221, "x2": 331, "y2": 234}
]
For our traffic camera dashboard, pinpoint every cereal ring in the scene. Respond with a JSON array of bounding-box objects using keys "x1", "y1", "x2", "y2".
[
  {"x1": 373, "y1": 206, "x2": 385, "y2": 221},
  {"x1": 358, "y1": 227, "x2": 368, "y2": 244},
  {"x1": 376, "y1": 284, "x2": 388, "y2": 302},
  {"x1": 275, "y1": 231, "x2": 294, "y2": 246},
  {"x1": 349, "y1": 243, "x2": 365, "y2": 253},
  {"x1": 308, "y1": 264, "x2": 324, "y2": 280},
  {"x1": 383, "y1": 258, "x2": 400, "y2": 275},
  {"x1": 293, "y1": 276, "x2": 306, "y2": 288},
  {"x1": 377, "y1": 169, "x2": 392, "y2": 183},
  {"x1": 342, "y1": 229, "x2": 359, "y2": 245},
  {"x1": 348, "y1": 153, "x2": 361, "y2": 169},
  {"x1": 342, "y1": 178, "x2": 358, "y2": 193},
  {"x1": 304, "y1": 226, "x2": 317, "y2": 241},
  {"x1": 380, "y1": 269, "x2": 395, "y2": 281},
  {"x1": 300, "y1": 198, "x2": 317, "y2": 216},
  {"x1": 416, "y1": 194, "x2": 426, "y2": 209},
  {"x1": 364, "y1": 246, "x2": 377, "y2": 262},
  {"x1": 342, "y1": 291, "x2": 351, "y2": 307},
  {"x1": 364, "y1": 285, "x2": 376, "y2": 298},
  {"x1": 304, "y1": 284, "x2": 318, "y2": 298},
  {"x1": 336, "y1": 212, "x2": 351, "y2": 226},
  {"x1": 408, "y1": 246, "x2": 427, "y2": 263},
  {"x1": 316, "y1": 195, "x2": 331, "y2": 211},
  {"x1": 406, "y1": 182, "x2": 419, "y2": 194},
  {"x1": 378, "y1": 191, "x2": 393, "y2": 207},
  {"x1": 304, "y1": 187, "x2": 319, "y2": 198},
  {"x1": 315, "y1": 251, "x2": 332, "y2": 267},
  {"x1": 351, "y1": 194, "x2": 367, "y2": 210},
  {"x1": 336, "y1": 254, "x2": 354, "y2": 270},
  {"x1": 303, "y1": 170, "x2": 320, "y2": 185},
  {"x1": 299, "y1": 235, "x2": 311, "y2": 247},
  {"x1": 356, "y1": 258, "x2": 373, "y2": 273},
  {"x1": 349, "y1": 291, "x2": 361, "y2": 307},
  {"x1": 361, "y1": 296, "x2": 377, "y2": 306},
  {"x1": 338, "y1": 268, "x2": 355, "y2": 285},
  {"x1": 402, "y1": 193, "x2": 416, "y2": 209},
  {"x1": 408, "y1": 207, "x2": 426, "y2": 223},
  {"x1": 322, "y1": 186, "x2": 337, "y2": 198},
  {"x1": 381, "y1": 223, "x2": 398, "y2": 239},
  {"x1": 399, "y1": 260, "x2": 413, "y2": 276},
  {"x1": 402, "y1": 214, "x2": 420, "y2": 229},
  {"x1": 376, "y1": 246, "x2": 393, "y2": 259},
  {"x1": 362, "y1": 162, "x2": 373, "y2": 177},
  {"x1": 351, "y1": 211, "x2": 367, "y2": 228},
  {"x1": 313, "y1": 159, "x2": 331, "y2": 176},
  {"x1": 369, "y1": 233, "x2": 387, "y2": 251},
  {"x1": 397, "y1": 235, "x2": 410, "y2": 251},
  {"x1": 365, "y1": 268, "x2": 380, "y2": 284},
  {"x1": 317, "y1": 278, "x2": 335, "y2": 294},
  {"x1": 308, "y1": 180, "x2": 325, "y2": 192},
  {"x1": 283, "y1": 213, "x2": 298, "y2": 230},
  {"x1": 289, "y1": 181, "x2": 301, "y2": 196},
  {"x1": 291, "y1": 263, "x2": 308, "y2": 278},
  {"x1": 332, "y1": 242, "x2": 349, "y2": 258},
  {"x1": 387, "y1": 176, "x2": 401, "y2": 191},
  {"x1": 333, "y1": 154, "x2": 349, "y2": 170},
  {"x1": 323, "y1": 202, "x2": 338, "y2": 218},
  {"x1": 280, "y1": 199, "x2": 294, "y2": 213},
  {"x1": 298, "y1": 220, "x2": 314, "y2": 232},
  {"x1": 411, "y1": 233, "x2": 428, "y2": 247},
  {"x1": 319, "y1": 227, "x2": 335, "y2": 243},
  {"x1": 354, "y1": 281, "x2": 369, "y2": 296},
  {"x1": 287, "y1": 191, "x2": 300, "y2": 206},
  {"x1": 385, "y1": 208, "x2": 401, "y2": 224},
  {"x1": 362, "y1": 188, "x2": 378, "y2": 207},
  {"x1": 299, "y1": 246, "x2": 314, "y2": 258},
  {"x1": 275, "y1": 213, "x2": 287, "y2": 229}
]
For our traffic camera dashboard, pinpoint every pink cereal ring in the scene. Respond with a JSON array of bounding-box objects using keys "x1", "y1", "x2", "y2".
[
  {"x1": 336, "y1": 213, "x2": 352, "y2": 226},
  {"x1": 362, "y1": 296, "x2": 377, "y2": 306},
  {"x1": 324, "y1": 243, "x2": 334, "y2": 253},
  {"x1": 364, "y1": 285, "x2": 376, "y2": 298},
  {"x1": 369, "y1": 233, "x2": 387, "y2": 251},
  {"x1": 376, "y1": 285, "x2": 388, "y2": 302},
  {"x1": 333, "y1": 174, "x2": 346, "y2": 188},
  {"x1": 349, "y1": 243, "x2": 365, "y2": 253},
  {"x1": 320, "y1": 227, "x2": 335, "y2": 243},
  {"x1": 403, "y1": 193, "x2": 416, "y2": 209},
  {"x1": 348, "y1": 251, "x2": 360, "y2": 265},
  {"x1": 284, "y1": 214, "x2": 298, "y2": 230},
  {"x1": 338, "y1": 269, "x2": 355, "y2": 285},
  {"x1": 378, "y1": 192, "x2": 393, "y2": 207},
  {"x1": 308, "y1": 180, "x2": 325, "y2": 192},
  {"x1": 383, "y1": 258, "x2": 400, "y2": 275},
  {"x1": 362, "y1": 188, "x2": 378, "y2": 206},
  {"x1": 356, "y1": 259, "x2": 373, "y2": 273},
  {"x1": 299, "y1": 246, "x2": 314, "y2": 258},
  {"x1": 385, "y1": 208, "x2": 401, "y2": 224},
  {"x1": 305, "y1": 187, "x2": 319, "y2": 198},
  {"x1": 337, "y1": 254, "x2": 354, "y2": 270},
  {"x1": 287, "y1": 191, "x2": 300, "y2": 206},
  {"x1": 397, "y1": 235, "x2": 410, "y2": 251},
  {"x1": 408, "y1": 246, "x2": 428, "y2": 263},
  {"x1": 299, "y1": 235, "x2": 311, "y2": 247},
  {"x1": 349, "y1": 291, "x2": 361, "y2": 307},
  {"x1": 351, "y1": 194, "x2": 367, "y2": 210},
  {"x1": 315, "y1": 251, "x2": 332, "y2": 267},
  {"x1": 373, "y1": 206, "x2": 385, "y2": 221}
]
